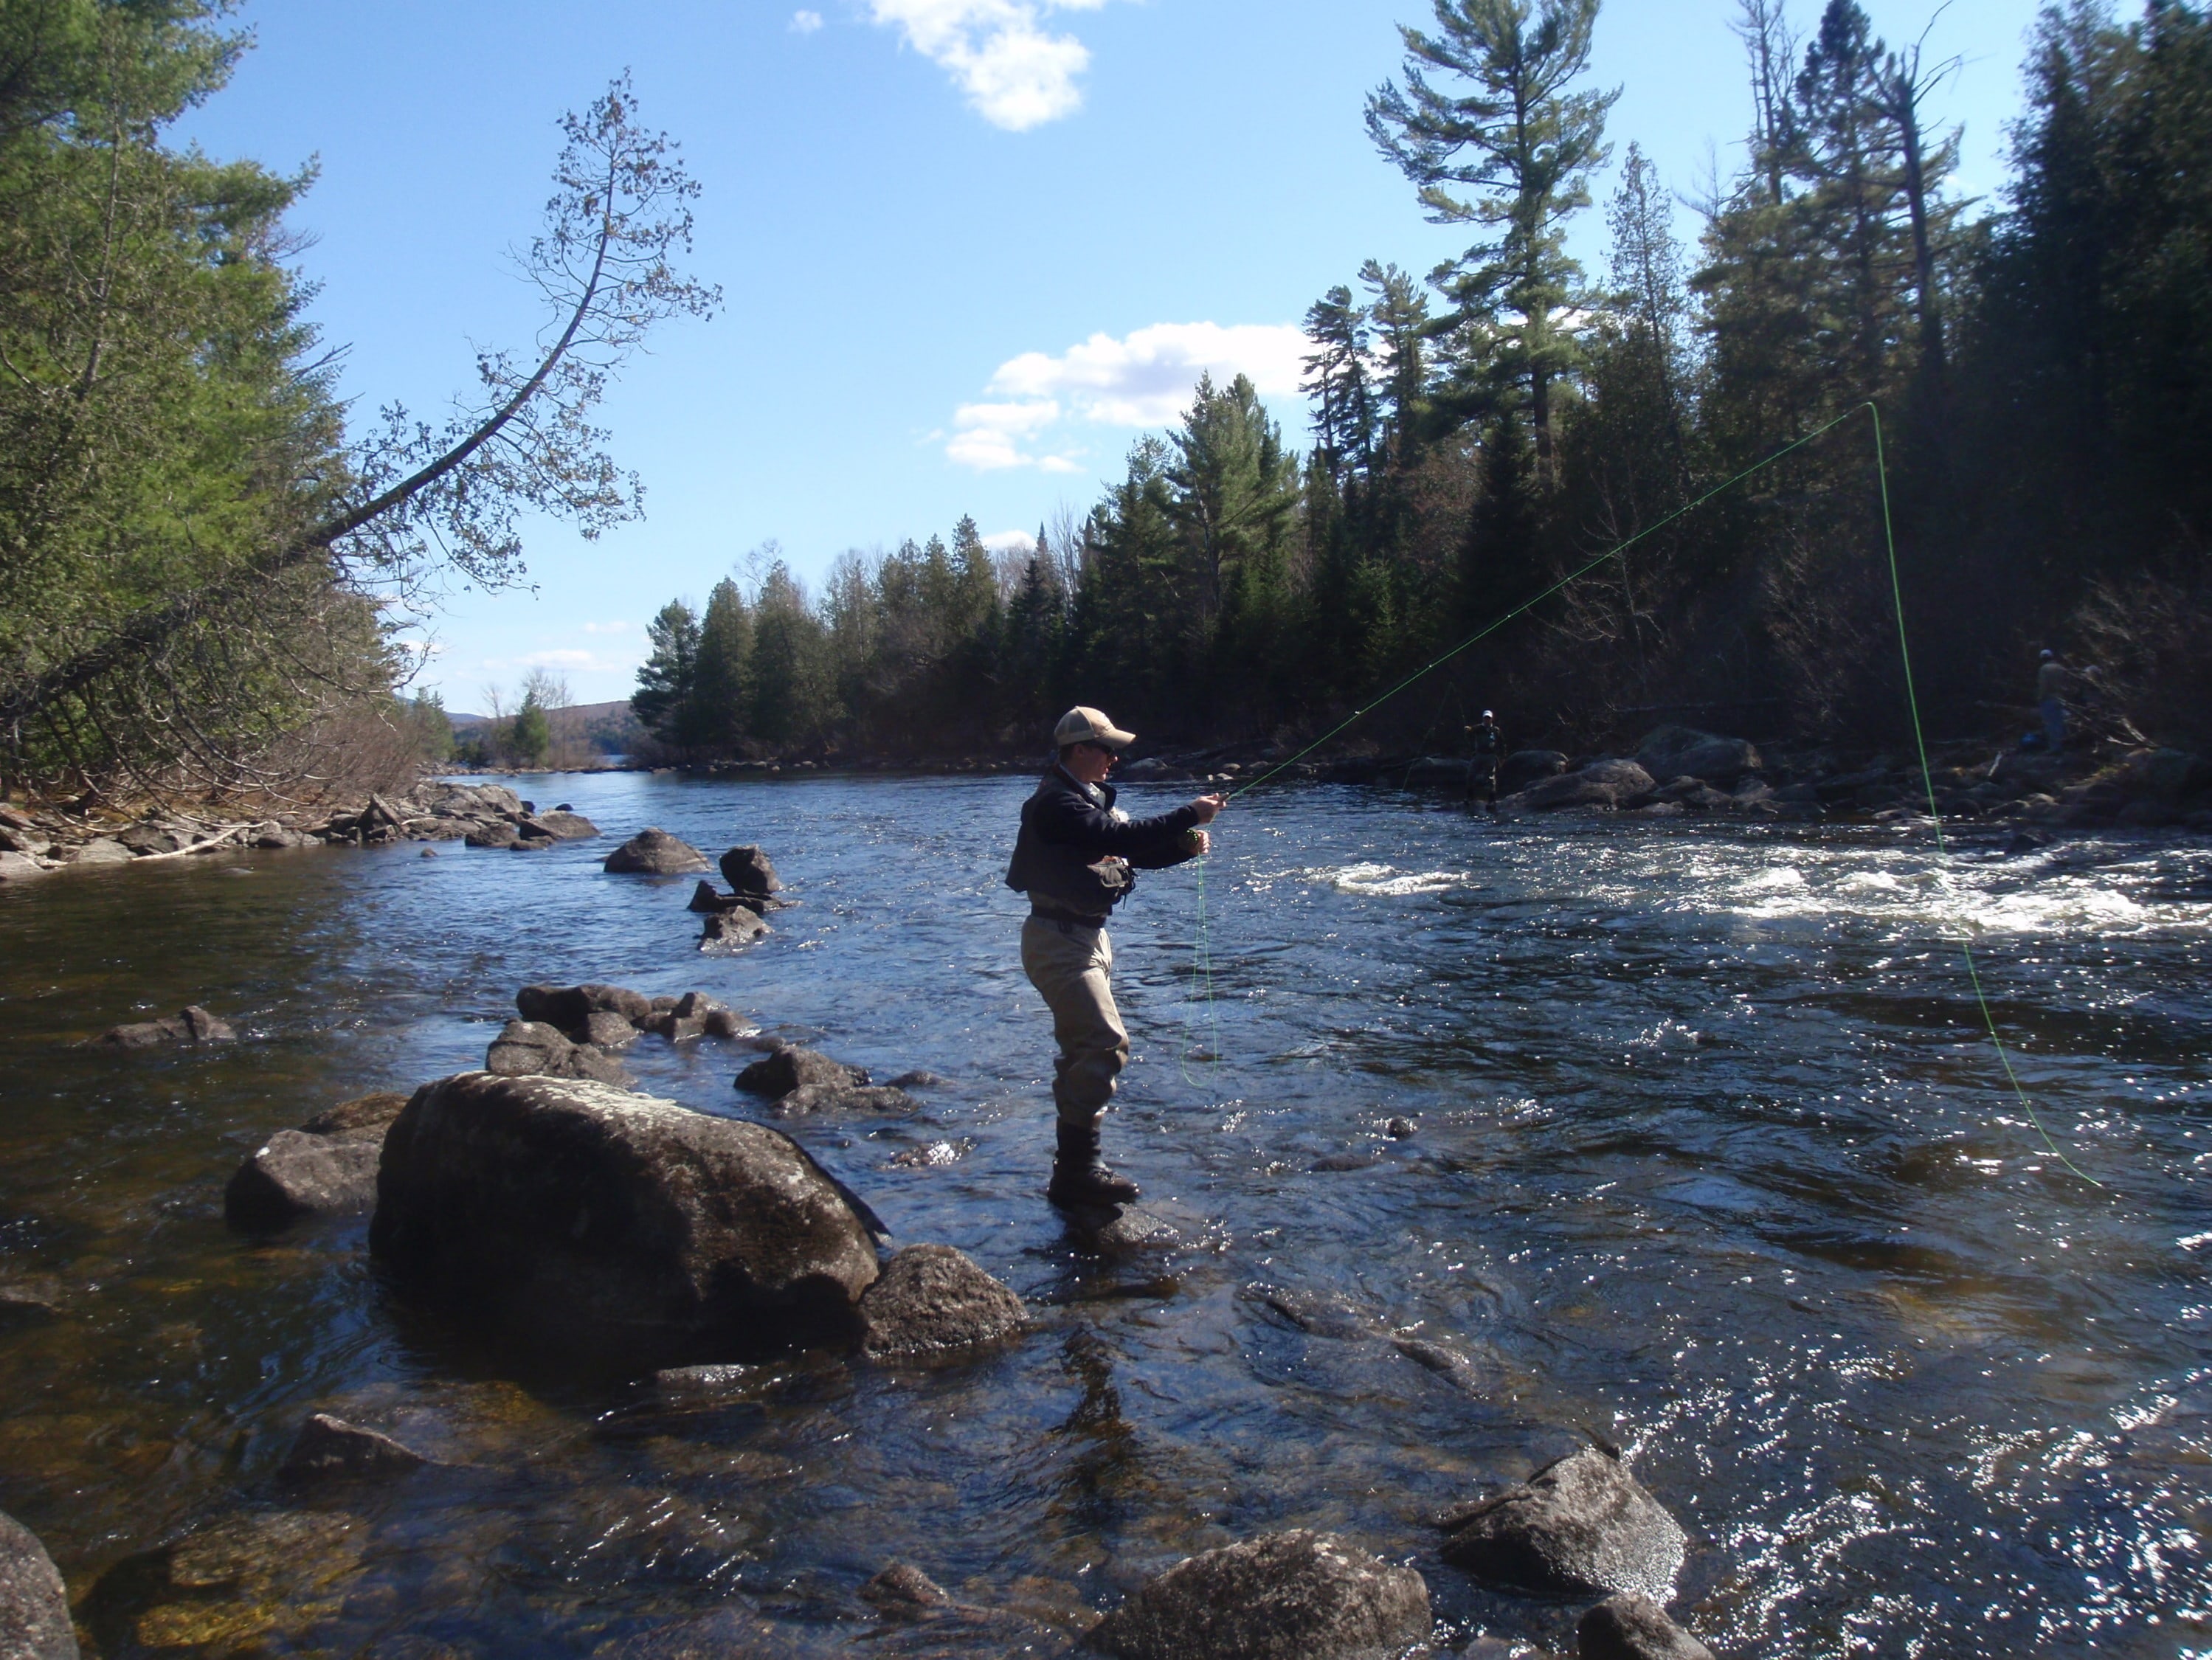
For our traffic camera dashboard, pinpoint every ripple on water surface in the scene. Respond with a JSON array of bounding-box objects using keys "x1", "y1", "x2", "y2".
[{"x1": 0, "y1": 772, "x2": 2206, "y2": 1657}]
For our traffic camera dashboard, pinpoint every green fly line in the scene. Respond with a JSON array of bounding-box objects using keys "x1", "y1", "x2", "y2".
[{"x1": 1175, "y1": 401, "x2": 2100, "y2": 1185}]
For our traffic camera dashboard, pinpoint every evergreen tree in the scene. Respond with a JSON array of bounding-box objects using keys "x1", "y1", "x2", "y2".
[
  {"x1": 1302, "y1": 285, "x2": 1375, "y2": 489},
  {"x1": 1459, "y1": 410, "x2": 1541, "y2": 632},
  {"x1": 748, "y1": 561, "x2": 832, "y2": 748},
  {"x1": 632, "y1": 599, "x2": 702, "y2": 746},
  {"x1": 694, "y1": 577, "x2": 753, "y2": 755},
  {"x1": 511, "y1": 693, "x2": 552, "y2": 767},
  {"x1": 1367, "y1": 0, "x2": 1617, "y2": 478}
]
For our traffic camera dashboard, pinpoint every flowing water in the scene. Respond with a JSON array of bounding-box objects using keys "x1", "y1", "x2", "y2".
[{"x1": 0, "y1": 771, "x2": 2207, "y2": 1658}]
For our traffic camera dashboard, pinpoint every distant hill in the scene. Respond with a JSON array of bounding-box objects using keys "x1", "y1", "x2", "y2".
[{"x1": 449, "y1": 699, "x2": 646, "y2": 755}]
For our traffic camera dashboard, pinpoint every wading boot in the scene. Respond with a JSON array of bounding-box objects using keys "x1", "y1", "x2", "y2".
[{"x1": 1046, "y1": 1120, "x2": 1139, "y2": 1209}]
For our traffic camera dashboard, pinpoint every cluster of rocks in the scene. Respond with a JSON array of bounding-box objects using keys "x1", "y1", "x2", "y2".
[
  {"x1": 835, "y1": 1450, "x2": 1715, "y2": 1660},
  {"x1": 107, "y1": 1015, "x2": 1729, "y2": 1660},
  {"x1": 594, "y1": 829, "x2": 795, "y2": 950},
  {"x1": 1318, "y1": 722, "x2": 2212, "y2": 834},
  {"x1": 486, "y1": 980, "x2": 756, "y2": 1088},
  {"x1": 0, "y1": 782, "x2": 600, "y2": 882},
  {"x1": 691, "y1": 844, "x2": 792, "y2": 947}
]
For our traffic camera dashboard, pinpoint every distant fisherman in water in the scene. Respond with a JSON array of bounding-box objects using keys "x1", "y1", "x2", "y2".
[
  {"x1": 1005, "y1": 707, "x2": 1224, "y2": 1210},
  {"x1": 2036, "y1": 649, "x2": 2070, "y2": 751},
  {"x1": 1465, "y1": 710, "x2": 1504, "y2": 809}
]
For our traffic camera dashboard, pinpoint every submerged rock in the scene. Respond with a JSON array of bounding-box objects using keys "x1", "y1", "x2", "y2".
[
  {"x1": 80, "y1": 1508, "x2": 361, "y2": 1658},
  {"x1": 1437, "y1": 1446, "x2": 1686, "y2": 1602},
  {"x1": 1577, "y1": 1593, "x2": 1716, "y2": 1660},
  {"x1": 0, "y1": 1507, "x2": 77, "y2": 1659},
  {"x1": 735, "y1": 1046, "x2": 868, "y2": 1099},
  {"x1": 370, "y1": 1073, "x2": 880, "y2": 1358},
  {"x1": 701, "y1": 907, "x2": 770, "y2": 947},
  {"x1": 859, "y1": 1245, "x2": 1026, "y2": 1360},
  {"x1": 861, "y1": 1562, "x2": 952, "y2": 1613},
  {"x1": 1088, "y1": 1530, "x2": 1428, "y2": 1660},
  {"x1": 773, "y1": 1082, "x2": 917, "y2": 1116},
  {"x1": 94, "y1": 1004, "x2": 235, "y2": 1048},
  {"x1": 485, "y1": 1020, "x2": 635, "y2": 1088},
  {"x1": 277, "y1": 1413, "x2": 429, "y2": 1487},
  {"x1": 604, "y1": 827, "x2": 712, "y2": 875}
]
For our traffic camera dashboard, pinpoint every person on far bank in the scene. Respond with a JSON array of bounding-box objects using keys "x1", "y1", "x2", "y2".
[
  {"x1": 1005, "y1": 708, "x2": 1224, "y2": 1209},
  {"x1": 2036, "y1": 649, "x2": 2070, "y2": 750},
  {"x1": 1465, "y1": 710, "x2": 1504, "y2": 809}
]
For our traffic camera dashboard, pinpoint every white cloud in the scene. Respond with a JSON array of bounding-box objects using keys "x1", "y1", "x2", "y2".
[
  {"x1": 988, "y1": 322, "x2": 1308, "y2": 427},
  {"x1": 946, "y1": 397, "x2": 1082, "y2": 471},
  {"x1": 866, "y1": 0, "x2": 1107, "y2": 130},
  {"x1": 983, "y1": 528, "x2": 1041, "y2": 553},
  {"x1": 790, "y1": 9, "x2": 824, "y2": 31},
  {"x1": 941, "y1": 320, "x2": 1307, "y2": 471}
]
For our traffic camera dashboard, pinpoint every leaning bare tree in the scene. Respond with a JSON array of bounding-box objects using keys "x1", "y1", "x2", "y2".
[{"x1": 0, "y1": 63, "x2": 716, "y2": 802}]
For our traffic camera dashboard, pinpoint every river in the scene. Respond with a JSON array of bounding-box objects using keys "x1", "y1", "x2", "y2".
[{"x1": 0, "y1": 770, "x2": 2205, "y2": 1657}]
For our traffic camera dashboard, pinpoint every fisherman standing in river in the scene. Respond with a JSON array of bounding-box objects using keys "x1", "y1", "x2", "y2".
[
  {"x1": 1006, "y1": 708, "x2": 1224, "y2": 1210},
  {"x1": 1465, "y1": 710, "x2": 1504, "y2": 809}
]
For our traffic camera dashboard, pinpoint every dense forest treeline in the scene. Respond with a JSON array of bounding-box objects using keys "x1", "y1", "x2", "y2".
[{"x1": 631, "y1": 0, "x2": 2211, "y2": 766}]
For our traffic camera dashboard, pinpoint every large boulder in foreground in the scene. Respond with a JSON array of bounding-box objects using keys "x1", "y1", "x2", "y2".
[
  {"x1": 1438, "y1": 1447, "x2": 1685, "y2": 1602},
  {"x1": 370, "y1": 1073, "x2": 881, "y2": 1358},
  {"x1": 0, "y1": 1508, "x2": 77, "y2": 1659},
  {"x1": 1088, "y1": 1530, "x2": 1428, "y2": 1660},
  {"x1": 603, "y1": 827, "x2": 711, "y2": 874},
  {"x1": 1578, "y1": 1593, "x2": 1716, "y2": 1660},
  {"x1": 224, "y1": 1090, "x2": 409, "y2": 1232},
  {"x1": 859, "y1": 1245, "x2": 1026, "y2": 1360}
]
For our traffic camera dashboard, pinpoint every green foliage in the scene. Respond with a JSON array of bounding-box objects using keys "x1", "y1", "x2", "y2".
[
  {"x1": 404, "y1": 691, "x2": 454, "y2": 764},
  {"x1": 0, "y1": 18, "x2": 714, "y2": 800},
  {"x1": 631, "y1": 599, "x2": 702, "y2": 749},
  {"x1": 510, "y1": 696, "x2": 551, "y2": 768},
  {"x1": 1367, "y1": 0, "x2": 1617, "y2": 472}
]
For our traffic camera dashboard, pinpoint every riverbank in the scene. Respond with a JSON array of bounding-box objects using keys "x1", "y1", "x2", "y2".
[{"x1": 9, "y1": 722, "x2": 2207, "y2": 886}]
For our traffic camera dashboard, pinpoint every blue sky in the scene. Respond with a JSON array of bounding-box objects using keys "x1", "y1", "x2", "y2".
[{"x1": 176, "y1": 0, "x2": 2053, "y2": 710}]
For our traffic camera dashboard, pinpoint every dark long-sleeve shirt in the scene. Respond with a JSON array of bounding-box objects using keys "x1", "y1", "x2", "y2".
[{"x1": 1004, "y1": 766, "x2": 1201, "y2": 920}]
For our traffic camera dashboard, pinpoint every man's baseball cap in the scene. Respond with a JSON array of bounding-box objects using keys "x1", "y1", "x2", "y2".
[{"x1": 1054, "y1": 707, "x2": 1136, "y2": 749}]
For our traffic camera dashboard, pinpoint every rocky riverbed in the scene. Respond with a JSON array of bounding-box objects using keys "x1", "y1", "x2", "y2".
[{"x1": 0, "y1": 770, "x2": 2203, "y2": 1658}]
